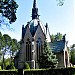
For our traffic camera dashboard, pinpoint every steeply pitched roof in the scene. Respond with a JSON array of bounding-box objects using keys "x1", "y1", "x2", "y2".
[
  {"x1": 29, "y1": 19, "x2": 46, "y2": 36},
  {"x1": 22, "y1": 19, "x2": 46, "y2": 38},
  {"x1": 22, "y1": 25, "x2": 27, "y2": 39},
  {"x1": 29, "y1": 20, "x2": 39, "y2": 37},
  {"x1": 49, "y1": 40, "x2": 65, "y2": 53}
]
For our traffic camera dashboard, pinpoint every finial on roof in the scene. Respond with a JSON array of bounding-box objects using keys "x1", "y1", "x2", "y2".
[
  {"x1": 45, "y1": 23, "x2": 48, "y2": 34},
  {"x1": 33, "y1": 0, "x2": 36, "y2": 8},
  {"x1": 63, "y1": 34, "x2": 66, "y2": 41}
]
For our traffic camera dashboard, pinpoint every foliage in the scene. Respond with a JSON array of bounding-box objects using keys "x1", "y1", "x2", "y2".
[
  {"x1": 38, "y1": 41, "x2": 58, "y2": 69},
  {"x1": 10, "y1": 39, "x2": 21, "y2": 57},
  {"x1": 0, "y1": 0, "x2": 18, "y2": 24},
  {"x1": 50, "y1": 33, "x2": 63, "y2": 42},
  {"x1": 5, "y1": 59, "x2": 10, "y2": 67},
  {"x1": 0, "y1": 32, "x2": 2, "y2": 63},
  {"x1": 50, "y1": 34, "x2": 55, "y2": 42},
  {"x1": 3, "y1": 34, "x2": 11, "y2": 54},
  {"x1": 0, "y1": 32, "x2": 20, "y2": 69},
  {"x1": 70, "y1": 45, "x2": 75, "y2": 65},
  {"x1": 0, "y1": 32, "x2": 4, "y2": 51},
  {"x1": 6, "y1": 62, "x2": 15, "y2": 70},
  {"x1": 24, "y1": 68, "x2": 75, "y2": 75},
  {"x1": 24, "y1": 63, "x2": 30, "y2": 69},
  {"x1": 10, "y1": 62, "x2": 15, "y2": 69},
  {"x1": 55, "y1": 33, "x2": 63, "y2": 41},
  {"x1": 56, "y1": 0, "x2": 65, "y2": 6},
  {"x1": 2, "y1": 34, "x2": 12, "y2": 69},
  {"x1": 0, "y1": 31, "x2": 20, "y2": 57},
  {"x1": 0, "y1": 66, "x2": 2, "y2": 70},
  {"x1": 4, "y1": 58, "x2": 15, "y2": 70},
  {"x1": 0, "y1": 68, "x2": 75, "y2": 75},
  {"x1": 0, "y1": 70, "x2": 18, "y2": 75}
]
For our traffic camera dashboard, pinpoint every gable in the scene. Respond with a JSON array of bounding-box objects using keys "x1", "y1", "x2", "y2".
[
  {"x1": 24, "y1": 26, "x2": 32, "y2": 41},
  {"x1": 34, "y1": 25, "x2": 46, "y2": 42}
]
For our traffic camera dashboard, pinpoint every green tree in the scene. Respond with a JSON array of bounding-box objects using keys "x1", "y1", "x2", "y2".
[
  {"x1": 0, "y1": 32, "x2": 2, "y2": 57},
  {"x1": 5, "y1": 58, "x2": 15, "y2": 70},
  {"x1": 2, "y1": 34, "x2": 11, "y2": 69},
  {"x1": 50, "y1": 34, "x2": 55, "y2": 42},
  {"x1": 55, "y1": 33, "x2": 63, "y2": 41},
  {"x1": 57, "y1": 0, "x2": 65, "y2": 6},
  {"x1": 3, "y1": 34, "x2": 11, "y2": 55},
  {"x1": 0, "y1": 50, "x2": 2, "y2": 65},
  {"x1": 0, "y1": 32, "x2": 21, "y2": 69},
  {"x1": 4, "y1": 58, "x2": 10, "y2": 69},
  {"x1": 50, "y1": 33, "x2": 63, "y2": 42},
  {"x1": 70, "y1": 44, "x2": 75, "y2": 65},
  {"x1": 23, "y1": 63, "x2": 30, "y2": 69},
  {"x1": 3, "y1": 35, "x2": 20, "y2": 69},
  {"x1": 0, "y1": 0, "x2": 64, "y2": 28},
  {"x1": 0, "y1": 32, "x2": 4, "y2": 69},
  {"x1": 0, "y1": 32, "x2": 2, "y2": 50},
  {"x1": 10, "y1": 39, "x2": 21, "y2": 63},
  {"x1": 0, "y1": 32, "x2": 4, "y2": 51},
  {"x1": 38, "y1": 41, "x2": 58, "y2": 69},
  {"x1": 0, "y1": 0, "x2": 18, "y2": 24}
]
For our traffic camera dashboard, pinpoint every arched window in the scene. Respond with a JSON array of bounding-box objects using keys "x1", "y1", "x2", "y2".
[
  {"x1": 36, "y1": 38, "x2": 42, "y2": 61},
  {"x1": 26, "y1": 38, "x2": 31, "y2": 61},
  {"x1": 65, "y1": 51, "x2": 68, "y2": 67}
]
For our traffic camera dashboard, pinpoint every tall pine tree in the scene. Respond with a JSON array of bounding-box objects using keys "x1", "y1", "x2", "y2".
[{"x1": 38, "y1": 41, "x2": 58, "y2": 69}]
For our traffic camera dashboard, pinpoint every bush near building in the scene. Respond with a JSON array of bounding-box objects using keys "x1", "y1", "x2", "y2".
[
  {"x1": 0, "y1": 68, "x2": 75, "y2": 75},
  {"x1": 38, "y1": 41, "x2": 58, "y2": 69}
]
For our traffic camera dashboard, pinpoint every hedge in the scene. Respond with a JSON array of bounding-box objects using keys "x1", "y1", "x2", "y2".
[
  {"x1": 24, "y1": 68, "x2": 75, "y2": 75},
  {"x1": 0, "y1": 68, "x2": 75, "y2": 75},
  {"x1": 0, "y1": 70, "x2": 18, "y2": 75}
]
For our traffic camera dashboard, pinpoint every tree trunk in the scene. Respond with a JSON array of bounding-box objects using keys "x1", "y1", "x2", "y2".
[{"x1": 2, "y1": 54, "x2": 4, "y2": 70}]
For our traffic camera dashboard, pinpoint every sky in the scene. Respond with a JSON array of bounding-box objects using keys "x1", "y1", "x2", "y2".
[{"x1": 0, "y1": 0, "x2": 75, "y2": 46}]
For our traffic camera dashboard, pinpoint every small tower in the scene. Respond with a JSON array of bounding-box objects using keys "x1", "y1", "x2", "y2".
[{"x1": 32, "y1": 0, "x2": 39, "y2": 19}]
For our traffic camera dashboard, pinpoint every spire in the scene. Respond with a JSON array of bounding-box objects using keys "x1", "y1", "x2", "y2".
[
  {"x1": 32, "y1": 0, "x2": 39, "y2": 20},
  {"x1": 33, "y1": 0, "x2": 36, "y2": 8}
]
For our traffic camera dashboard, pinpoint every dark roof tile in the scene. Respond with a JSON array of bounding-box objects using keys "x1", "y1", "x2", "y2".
[{"x1": 49, "y1": 40, "x2": 65, "y2": 53}]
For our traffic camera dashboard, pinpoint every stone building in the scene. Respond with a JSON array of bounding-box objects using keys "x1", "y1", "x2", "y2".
[{"x1": 14, "y1": 0, "x2": 70, "y2": 69}]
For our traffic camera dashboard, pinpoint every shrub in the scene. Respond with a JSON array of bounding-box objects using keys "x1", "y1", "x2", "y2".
[
  {"x1": 5, "y1": 61, "x2": 10, "y2": 69},
  {"x1": 24, "y1": 63, "x2": 30, "y2": 69},
  {"x1": 6, "y1": 62, "x2": 16, "y2": 70},
  {"x1": 24, "y1": 68, "x2": 75, "y2": 75},
  {"x1": 0, "y1": 66, "x2": 2, "y2": 70},
  {"x1": 38, "y1": 41, "x2": 58, "y2": 69},
  {"x1": 6, "y1": 65, "x2": 11, "y2": 70},
  {"x1": 10, "y1": 62, "x2": 16, "y2": 69}
]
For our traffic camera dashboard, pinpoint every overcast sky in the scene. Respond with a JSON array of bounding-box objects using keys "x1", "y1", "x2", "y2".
[{"x1": 0, "y1": 0, "x2": 75, "y2": 46}]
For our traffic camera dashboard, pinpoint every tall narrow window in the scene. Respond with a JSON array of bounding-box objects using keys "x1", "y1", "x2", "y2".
[
  {"x1": 36, "y1": 38, "x2": 42, "y2": 61},
  {"x1": 65, "y1": 51, "x2": 68, "y2": 67},
  {"x1": 26, "y1": 38, "x2": 31, "y2": 61}
]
